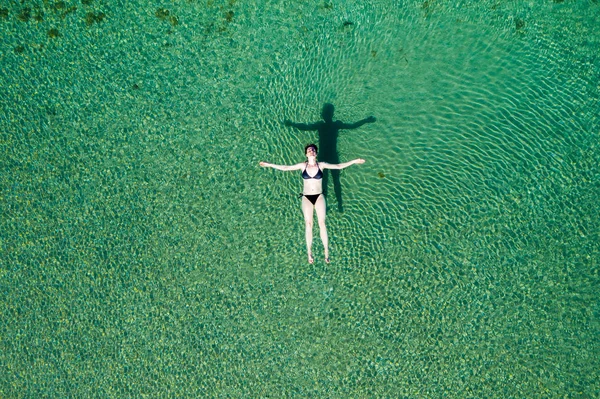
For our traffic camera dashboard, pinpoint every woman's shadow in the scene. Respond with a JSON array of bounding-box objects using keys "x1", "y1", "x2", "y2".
[{"x1": 285, "y1": 103, "x2": 376, "y2": 212}]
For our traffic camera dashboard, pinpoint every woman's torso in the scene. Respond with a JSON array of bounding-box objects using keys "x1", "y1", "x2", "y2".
[{"x1": 302, "y1": 162, "x2": 323, "y2": 195}]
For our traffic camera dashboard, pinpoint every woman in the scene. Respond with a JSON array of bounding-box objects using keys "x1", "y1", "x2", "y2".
[{"x1": 260, "y1": 144, "x2": 365, "y2": 264}]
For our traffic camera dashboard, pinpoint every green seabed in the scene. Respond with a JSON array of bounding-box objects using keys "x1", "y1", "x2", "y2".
[{"x1": 1, "y1": 0, "x2": 598, "y2": 397}]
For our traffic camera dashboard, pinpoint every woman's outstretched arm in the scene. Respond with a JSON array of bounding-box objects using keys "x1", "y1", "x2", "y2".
[
  {"x1": 321, "y1": 159, "x2": 365, "y2": 170},
  {"x1": 260, "y1": 162, "x2": 305, "y2": 171}
]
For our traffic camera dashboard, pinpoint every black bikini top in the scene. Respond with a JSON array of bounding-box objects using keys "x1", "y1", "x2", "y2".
[{"x1": 302, "y1": 162, "x2": 323, "y2": 180}]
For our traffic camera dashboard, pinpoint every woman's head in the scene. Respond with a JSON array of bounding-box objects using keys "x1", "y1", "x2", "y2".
[{"x1": 305, "y1": 144, "x2": 318, "y2": 157}]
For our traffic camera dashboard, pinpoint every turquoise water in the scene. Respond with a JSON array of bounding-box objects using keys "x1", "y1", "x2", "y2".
[{"x1": 1, "y1": 0, "x2": 598, "y2": 397}]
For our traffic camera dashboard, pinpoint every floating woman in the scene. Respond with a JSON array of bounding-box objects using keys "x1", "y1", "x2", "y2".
[{"x1": 260, "y1": 144, "x2": 365, "y2": 264}]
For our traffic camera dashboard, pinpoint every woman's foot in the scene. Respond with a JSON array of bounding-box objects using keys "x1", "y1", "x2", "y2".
[
  {"x1": 325, "y1": 256, "x2": 330, "y2": 264},
  {"x1": 308, "y1": 253, "x2": 314, "y2": 264}
]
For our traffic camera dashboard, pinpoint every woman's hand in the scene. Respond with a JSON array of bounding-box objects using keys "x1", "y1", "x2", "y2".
[
  {"x1": 259, "y1": 162, "x2": 269, "y2": 167},
  {"x1": 355, "y1": 159, "x2": 366, "y2": 164}
]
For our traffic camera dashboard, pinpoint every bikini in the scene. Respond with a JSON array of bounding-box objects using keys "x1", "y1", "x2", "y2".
[{"x1": 301, "y1": 162, "x2": 323, "y2": 205}]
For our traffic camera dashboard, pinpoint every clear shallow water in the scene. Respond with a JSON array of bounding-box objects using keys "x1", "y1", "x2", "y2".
[{"x1": 1, "y1": 0, "x2": 598, "y2": 397}]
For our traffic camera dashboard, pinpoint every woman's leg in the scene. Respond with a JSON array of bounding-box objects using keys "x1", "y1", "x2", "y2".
[
  {"x1": 301, "y1": 196, "x2": 315, "y2": 263},
  {"x1": 314, "y1": 195, "x2": 329, "y2": 262}
]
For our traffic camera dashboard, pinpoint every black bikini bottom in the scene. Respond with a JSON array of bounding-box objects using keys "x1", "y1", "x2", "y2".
[{"x1": 302, "y1": 193, "x2": 322, "y2": 205}]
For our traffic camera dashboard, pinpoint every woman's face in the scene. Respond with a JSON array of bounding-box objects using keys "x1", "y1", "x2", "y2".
[{"x1": 306, "y1": 147, "x2": 317, "y2": 157}]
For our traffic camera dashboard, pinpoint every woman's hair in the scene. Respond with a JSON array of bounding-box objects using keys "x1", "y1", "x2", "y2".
[{"x1": 304, "y1": 143, "x2": 318, "y2": 154}]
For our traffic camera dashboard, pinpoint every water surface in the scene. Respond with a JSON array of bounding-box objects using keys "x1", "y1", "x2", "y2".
[{"x1": 1, "y1": 0, "x2": 598, "y2": 397}]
